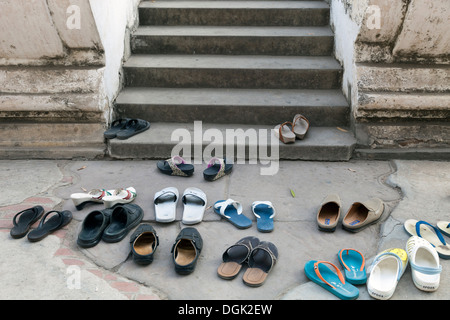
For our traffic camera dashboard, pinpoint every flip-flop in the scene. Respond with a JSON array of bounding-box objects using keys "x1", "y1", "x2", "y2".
[
  {"x1": 10, "y1": 206, "x2": 44, "y2": 239},
  {"x1": 102, "y1": 204, "x2": 144, "y2": 243},
  {"x1": 181, "y1": 187, "x2": 207, "y2": 225},
  {"x1": 292, "y1": 114, "x2": 310, "y2": 139},
  {"x1": 242, "y1": 241, "x2": 278, "y2": 287},
  {"x1": 203, "y1": 157, "x2": 233, "y2": 181},
  {"x1": 437, "y1": 221, "x2": 450, "y2": 238},
  {"x1": 70, "y1": 188, "x2": 113, "y2": 210},
  {"x1": 337, "y1": 248, "x2": 367, "y2": 285},
  {"x1": 104, "y1": 118, "x2": 131, "y2": 139},
  {"x1": 252, "y1": 201, "x2": 275, "y2": 232},
  {"x1": 274, "y1": 121, "x2": 295, "y2": 144},
  {"x1": 366, "y1": 248, "x2": 408, "y2": 300},
  {"x1": 213, "y1": 199, "x2": 252, "y2": 229},
  {"x1": 404, "y1": 219, "x2": 450, "y2": 259},
  {"x1": 115, "y1": 119, "x2": 150, "y2": 140},
  {"x1": 157, "y1": 156, "x2": 194, "y2": 177},
  {"x1": 154, "y1": 187, "x2": 179, "y2": 223},
  {"x1": 304, "y1": 260, "x2": 359, "y2": 300},
  {"x1": 217, "y1": 236, "x2": 260, "y2": 280},
  {"x1": 27, "y1": 210, "x2": 73, "y2": 242}
]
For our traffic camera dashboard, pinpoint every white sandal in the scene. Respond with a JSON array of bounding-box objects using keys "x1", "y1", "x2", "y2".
[
  {"x1": 70, "y1": 188, "x2": 113, "y2": 210},
  {"x1": 181, "y1": 187, "x2": 207, "y2": 225},
  {"x1": 406, "y1": 236, "x2": 442, "y2": 292},
  {"x1": 367, "y1": 248, "x2": 408, "y2": 300},
  {"x1": 102, "y1": 187, "x2": 137, "y2": 208},
  {"x1": 154, "y1": 187, "x2": 179, "y2": 223}
]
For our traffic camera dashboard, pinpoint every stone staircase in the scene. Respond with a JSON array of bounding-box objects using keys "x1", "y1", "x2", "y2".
[{"x1": 110, "y1": 0, "x2": 356, "y2": 161}]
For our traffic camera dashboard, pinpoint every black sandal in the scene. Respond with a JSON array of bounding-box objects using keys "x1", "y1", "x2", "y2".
[
  {"x1": 242, "y1": 241, "x2": 278, "y2": 287},
  {"x1": 115, "y1": 119, "x2": 150, "y2": 140},
  {"x1": 27, "y1": 210, "x2": 72, "y2": 242},
  {"x1": 130, "y1": 224, "x2": 159, "y2": 265},
  {"x1": 104, "y1": 118, "x2": 131, "y2": 139},
  {"x1": 10, "y1": 206, "x2": 44, "y2": 239},
  {"x1": 171, "y1": 227, "x2": 203, "y2": 275},
  {"x1": 77, "y1": 208, "x2": 112, "y2": 248},
  {"x1": 157, "y1": 156, "x2": 194, "y2": 177},
  {"x1": 102, "y1": 204, "x2": 143, "y2": 243},
  {"x1": 203, "y1": 157, "x2": 233, "y2": 181}
]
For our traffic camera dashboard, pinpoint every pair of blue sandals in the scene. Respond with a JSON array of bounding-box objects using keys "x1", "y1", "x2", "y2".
[
  {"x1": 305, "y1": 248, "x2": 367, "y2": 300},
  {"x1": 213, "y1": 199, "x2": 275, "y2": 232}
]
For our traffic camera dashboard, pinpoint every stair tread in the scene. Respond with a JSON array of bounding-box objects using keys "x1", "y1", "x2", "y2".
[
  {"x1": 124, "y1": 54, "x2": 342, "y2": 70},
  {"x1": 139, "y1": 1, "x2": 329, "y2": 10}
]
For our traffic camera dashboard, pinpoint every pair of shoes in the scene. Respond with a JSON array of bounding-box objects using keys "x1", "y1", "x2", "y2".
[
  {"x1": 154, "y1": 187, "x2": 206, "y2": 224},
  {"x1": 213, "y1": 200, "x2": 276, "y2": 232},
  {"x1": 217, "y1": 236, "x2": 278, "y2": 287},
  {"x1": 70, "y1": 187, "x2": 137, "y2": 210},
  {"x1": 104, "y1": 118, "x2": 150, "y2": 140},
  {"x1": 316, "y1": 194, "x2": 384, "y2": 232},
  {"x1": 10, "y1": 206, "x2": 72, "y2": 242},
  {"x1": 274, "y1": 114, "x2": 309, "y2": 144},
  {"x1": 157, "y1": 156, "x2": 233, "y2": 181},
  {"x1": 305, "y1": 248, "x2": 366, "y2": 300},
  {"x1": 131, "y1": 225, "x2": 202, "y2": 275},
  {"x1": 404, "y1": 219, "x2": 450, "y2": 259},
  {"x1": 77, "y1": 203, "x2": 143, "y2": 248},
  {"x1": 367, "y1": 248, "x2": 408, "y2": 300}
]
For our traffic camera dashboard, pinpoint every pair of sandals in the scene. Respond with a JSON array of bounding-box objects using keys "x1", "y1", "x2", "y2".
[
  {"x1": 305, "y1": 248, "x2": 366, "y2": 300},
  {"x1": 104, "y1": 118, "x2": 150, "y2": 140},
  {"x1": 217, "y1": 236, "x2": 278, "y2": 287},
  {"x1": 154, "y1": 187, "x2": 207, "y2": 224},
  {"x1": 10, "y1": 205, "x2": 72, "y2": 242},
  {"x1": 130, "y1": 225, "x2": 202, "y2": 275},
  {"x1": 157, "y1": 156, "x2": 233, "y2": 181},
  {"x1": 77, "y1": 203, "x2": 143, "y2": 248},
  {"x1": 404, "y1": 219, "x2": 450, "y2": 259},
  {"x1": 274, "y1": 114, "x2": 309, "y2": 144},
  {"x1": 70, "y1": 187, "x2": 137, "y2": 210},
  {"x1": 213, "y1": 199, "x2": 276, "y2": 232},
  {"x1": 316, "y1": 194, "x2": 384, "y2": 233}
]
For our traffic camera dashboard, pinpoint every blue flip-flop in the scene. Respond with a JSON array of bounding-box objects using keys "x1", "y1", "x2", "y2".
[
  {"x1": 214, "y1": 199, "x2": 252, "y2": 229},
  {"x1": 251, "y1": 201, "x2": 275, "y2": 232},
  {"x1": 304, "y1": 260, "x2": 359, "y2": 300},
  {"x1": 337, "y1": 248, "x2": 367, "y2": 285}
]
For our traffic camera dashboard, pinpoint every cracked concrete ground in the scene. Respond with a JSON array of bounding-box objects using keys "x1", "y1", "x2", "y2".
[{"x1": 0, "y1": 159, "x2": 449, "y2": 300}]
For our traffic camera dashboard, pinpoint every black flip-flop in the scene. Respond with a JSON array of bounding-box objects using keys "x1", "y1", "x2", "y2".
[
  {"x1": 203, "y1": 157, "x2": 233, "y2": 181},
  {"x1": 104, "y1": 118, "x2": 130, "y2": 139},
  {"x1": 115, "y1": 119, "x2": 150, "y2": 140},
  {"x1": 157, "y1": 156, "x2": 194, "y2": 177},
  {"x1": 102, "y1": 204, "x2": 143, "y2": 243},
  {"x1": 10, "y1": 206, "x2": 44, "y2": 239},
  {"x1": 77, "y1": 208, "x2": 111, "y2": 248},
  {"x1": 27, "y1": 210, "x2": 73, "y2": 242}
]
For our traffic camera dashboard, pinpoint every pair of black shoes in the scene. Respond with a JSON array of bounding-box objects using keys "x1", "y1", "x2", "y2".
[
  {"x1": 130, "y1": 225, "x2": 203, "y2": 275},
  {"x1": 77, "y1": 203, "x2": 143, "y2": 248},
  {"x1": 104, "y1": 118, "x2": 150, "y2": 140}
]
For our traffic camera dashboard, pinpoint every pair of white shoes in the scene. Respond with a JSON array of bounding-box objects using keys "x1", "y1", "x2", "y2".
[
  {"x1": 71, "y1": 187, "x2": 137, "y2": 210},
  {"x1": 367, "y1": 236, "x2": 442, "y2": 300},
  {"x1": 154, "y1": 187, "x2": 206, "y2": 225}
]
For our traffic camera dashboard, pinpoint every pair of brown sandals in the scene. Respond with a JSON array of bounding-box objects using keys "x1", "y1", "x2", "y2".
[{"x1": 274, "y1": 114, "x2": 310, "y2": 144}]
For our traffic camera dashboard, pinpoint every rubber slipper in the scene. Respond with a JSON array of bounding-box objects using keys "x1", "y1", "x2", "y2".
[
  {"x1": 304, "y1": 260, "x2": 359, "y2": 300},
  {"x1": 171, "y1": 227, "x2": 203, "y2": 275},
  {"x1": 342, "y1": 198, "x2": 384, "y2": 232},
  {"x1": 181, "y1": 187, "x2": 207, "y2": 225},
  {"x1": 367, "y1": 248, "x2": 408, "y2": 300},
  {"x1": 27, "y1": 210, "x2": 73, "y2": 242},
  {"x1": 154, "y1": 187, "x2": 179, "y2": 223},
  {"x1": 130, "y1": 224, "x2": 159, "y2": 265},
  {"x1": 104, "y1": 118, "x2": 130, "y2": 139},
  {"x1": 317, "y1": 194, "x2": 341, "y2": 232},
  {"x1": 70, "y1": 188, "x2": 113, "y2": 210},
  {"x1": 406, "y1": 236, "x2": 442, "y2": 292},
  {"x1": 404, "y1": 219, "x2": 450, "y2": 259},
  {"x1": 274, "y1": 121, "x2": 295, "y2": 144},
  {"x1": 203, "y1": 157, "x2": 233, "y2": 181},
  {"x1": 252, "y1": 201, "x2": 275, "y2": 232},
  {"x1": 242, "y1": 241, "x2": 278, "y2": 287},
  {"x1": 157, "y1": 156, "x2": 194, "y2": 177},
  {"x1": 77, "y1": 208, "x2": 111, "y2": 248},
  {"x1": 102, "y1": 204, "x2": 143, "y2": 243},
  {"x1": 292, "y1": 114, "x2": 310, "y2": 139},
  {"x1": 213, "y1": 199, "x2": 252, "y2": 229},
  {"x1": 115, "y1": 119, "x2": 150, "y2": 140},
  {"x1": 436, "y1": 221, "x2": 450, "y2": 238},
  {"x1": 102, "y1": 187, "x2": 137, "y2": 208},
  {"x1": 10, "y1": 206, "x2": 44, "y2": 239},
  {"x1": 217, "y1": 236, "x2": 260, "y2": 280},
  {"x1": 337, "y1": 248, "x2": 367, "y2": 285}
]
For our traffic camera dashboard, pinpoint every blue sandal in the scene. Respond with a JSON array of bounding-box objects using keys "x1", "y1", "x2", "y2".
[
  {"x1": 337, "y1": 248, "x2": 367, "y2": 284},
  {"x1": 213, "y1": 199, "x2": 252, "y2": 229},
  {"x1": 252, "y1": 201, "x2": 275, "y2": 232}
]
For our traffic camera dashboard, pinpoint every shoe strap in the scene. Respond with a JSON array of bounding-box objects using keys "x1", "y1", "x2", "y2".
[
  {"x1": 339, "y1": 248, "x2": 365, "y2": 272},
  {"x1": 313, "y1": 261, "x2": 346, "y2": 289}
]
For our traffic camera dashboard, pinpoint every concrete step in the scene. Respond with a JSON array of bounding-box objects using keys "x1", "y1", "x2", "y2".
[
  {"x1": 123, "y1": 55, "x2": 342, "y2": 89},
  {"x1": 139, "y1": 0, "x2": 330, "y2": 26},
  {"x1": 131, "y1": 26, "x2": 334, "y2": 56},
  {"x1": 115, "y1": 87, "x2": 350, "y2": 126},
  {"x1": 108, "y1": 122, "x2": 356, "y2": 161}
]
